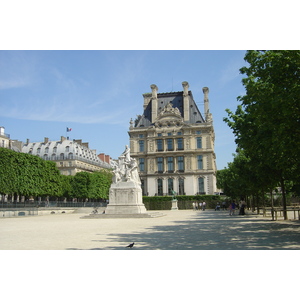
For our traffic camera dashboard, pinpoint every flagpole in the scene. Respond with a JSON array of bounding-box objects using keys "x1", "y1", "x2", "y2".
[{"x1": 66, "y1": 127, "x2": 72, "y2": 140}]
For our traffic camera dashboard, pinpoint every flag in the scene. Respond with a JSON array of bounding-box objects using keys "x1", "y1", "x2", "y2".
[{"x1": 67, "y1": 127, "x2": 72, "y2": 132}]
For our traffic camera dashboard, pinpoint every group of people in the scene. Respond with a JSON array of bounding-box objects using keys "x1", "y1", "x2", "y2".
[
  {"x1": 192, "y1": 199, "x2": 247, "y2": 215},
  {"x1": 192, "y1": 201, "x2": 206, "y2": 211},
  {"x1": 228, "y1": 200, "x2": 247, "y2": 216}
]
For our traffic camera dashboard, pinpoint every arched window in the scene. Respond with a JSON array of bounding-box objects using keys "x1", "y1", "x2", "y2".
[
  {"x1": 178, "y1": 178, "x2": 185, "y2": 195},
  {"x1": 198, "y1": 177, "x2": 205, "y2": 194},
  {"x1": 60, "y1": 153, "x2": 64, "y2": 160},
  {"x1": 168, "y1": 178, "x2": 174, "y2": 195},
  {"x1": 68, "y1": 153, "x2": 73, "y2": 159},
  {"x1": 157, "y1": 178, "x2": 163, "y2": 196},
  {"x1": 65, "y1": 146, "x2": 70, "y2": 152}
]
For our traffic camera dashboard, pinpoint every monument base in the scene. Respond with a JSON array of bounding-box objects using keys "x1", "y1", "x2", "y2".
[
  {"x1": 81, "y1": 211, "x2": 165, "y2": 219},
  {"x1": 105, "y1": 181, "x2": 147, "y2": 215},
  {"x1": 171, "y1": 199, "x2": 178, "y2": 210}
]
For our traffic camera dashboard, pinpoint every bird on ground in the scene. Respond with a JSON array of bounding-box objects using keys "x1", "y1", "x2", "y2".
[{"x1": 126, "y1": 242, "x2": 134, "y2": 248}]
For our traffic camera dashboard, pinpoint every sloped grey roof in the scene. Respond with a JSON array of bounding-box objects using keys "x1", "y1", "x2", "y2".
[
  {"x1": 22, "y1": 139, "x2": 111, "y2": 169},
  {"x1": 135, "y1": 91, "x2": 204, "y2": 127}
]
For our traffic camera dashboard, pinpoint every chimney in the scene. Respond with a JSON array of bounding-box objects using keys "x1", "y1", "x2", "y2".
[
  {"x1": 203, "y1": 87, "x2": 210, "y2": 121},
  {"x1": 182, "y1": 81, "x2": 190, "y2": 122},
  {"x1": 105, "y1": 155, "x2": 110, "y2": 164},
  {"x1": 61, "y1": 136, "x2": 66, "y2": 142},
  {"x1": 44, "y1": 137, "x2": 49, "y2": 144},
  {"x1": 26, "y1": 138, "x2": 30, "y2": 145},
  {"x1": 98, "y1": 153, "x2": 105, "y2": 161},
  {"x1": 150, "y1": 84, "x2": 158, "y2": 122}
]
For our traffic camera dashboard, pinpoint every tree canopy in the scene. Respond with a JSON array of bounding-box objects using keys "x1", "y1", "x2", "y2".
[
  {"x1": 223, "y1": 50, "x2": 300, "y2": 219},
  {"x1": 0, "y1": 147, "x2": 112, "y2": 201}
]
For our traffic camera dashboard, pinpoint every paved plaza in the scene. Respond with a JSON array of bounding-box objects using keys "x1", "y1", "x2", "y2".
[{"x1": 1, "y1": 209, "x2": 300, "y2": 250}]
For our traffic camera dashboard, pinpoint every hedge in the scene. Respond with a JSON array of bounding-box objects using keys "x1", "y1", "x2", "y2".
[{"x1": 142, "y1": 195, "x2": 224, "y2": 210}]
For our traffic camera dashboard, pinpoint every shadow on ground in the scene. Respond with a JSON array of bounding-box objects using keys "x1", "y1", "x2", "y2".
[{"x1": 67, "y1": 211, "x2": 300, "y2": 250}]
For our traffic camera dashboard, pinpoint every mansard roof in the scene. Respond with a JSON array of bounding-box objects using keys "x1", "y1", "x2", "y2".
[
  {"x1": 135, "y1": 90, "x2": 205, "y2": 128},
  {"x1": 22, "y1": 138, "x2": 111, "y2": 169}
]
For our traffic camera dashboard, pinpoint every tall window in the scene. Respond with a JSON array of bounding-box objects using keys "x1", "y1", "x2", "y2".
[
  {"x1": 167, "y1": 138, "x2": 174, "y2": 151},
  {"x1": 139, "y1": 140, "x2": 144, "y2": 152},
  {"x1": 196, "y1": 137, "x2": 202, "y2": 149},
  {"x1": 157, "y1": 179, "x2": 163, "y2": 196},
  {"x1": 141, "y1": 180, "x2": 146, "y2": 196},
  {"x1": 139, "y1": 158, "x2": 145, "y2": 171},
  {"x1": 157, "y1": 157, "x2": 164, "y2": 172},
  {"x1": 198, "y1": 177, "x2": 205, "y2": 194},
  {"x1": 197, "y1": 155, "x2": 203, "y2": 169},
  {"x1": 157, "y1": 139, "x2": 163, "y2": 151},
  {"x1": 167, "y1": 157, "x2": 174, "y2": 172},
  {"x1": 177, "y1": 138, "x2": 183, "y2": 150},
  {"x1": 168, "y1": 178, "x2": 174, "y2": 195},
  {"x1": 178, "y1": 178, "x2": 185, "y2": 195},
  {"x1": 65, "y1": 146, "x2": 70, "y2": 152},
  {"x1": 177, "y1": 156, "x2": 184, "y2": 171}
]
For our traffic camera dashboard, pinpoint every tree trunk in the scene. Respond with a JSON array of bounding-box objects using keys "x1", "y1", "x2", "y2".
[{"x1": 280, "y1": 177, "x2": 288, "y2": 220}]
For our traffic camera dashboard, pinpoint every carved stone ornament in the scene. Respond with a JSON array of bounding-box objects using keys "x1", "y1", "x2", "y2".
[
  {"x1": 155, "y1": 103, "x2": 184, "y2": 128},
  {"x1": 111, "y1": 145, "x2": 141, "y2": 185}
]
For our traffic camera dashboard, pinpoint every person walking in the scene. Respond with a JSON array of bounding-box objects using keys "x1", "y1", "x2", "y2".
[
  {"x1": 229, "y1": 200, "x2": 236, "y2": 215},
  {"x1": 192, "y1": 202, "x2": 196, "y2": 210},
  {"x1": 202, "y1": 201, "x2": 206, "y2": 211},
  {"x1": 239, "y1": 199, "x2": 246, "y2": 215}
]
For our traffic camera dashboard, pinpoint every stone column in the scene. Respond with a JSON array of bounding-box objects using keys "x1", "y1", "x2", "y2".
[
  {"x1": 203, "y1": 87, "x2": 210, "y2": 122},
  {"x1": 150, "y1": 84, "x2": 158, "y2": 122},
  {"x1": 182, "y1": 81, "x2": 190, "y2": 122}
]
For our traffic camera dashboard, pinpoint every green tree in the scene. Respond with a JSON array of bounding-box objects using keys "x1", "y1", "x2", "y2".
[
  {"x1": 70, "y1": 172, "x2": 91, "y2": 200},
  {"x1": 224, "y1": 50, "x2": 300, "y2": 219}
]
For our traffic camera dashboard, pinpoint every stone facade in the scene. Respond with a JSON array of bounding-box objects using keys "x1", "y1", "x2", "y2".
[
  {"x1": 22, "y1": 136, "x2": 111, "y2": 175},
  {"x1": 128, "y1": 82, "x2": 217, "y2": 196}
]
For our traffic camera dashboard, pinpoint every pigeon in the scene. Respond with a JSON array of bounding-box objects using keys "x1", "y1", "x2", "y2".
[{"x1": 126, "y1": 242, "x2": 134, "y2": 248}]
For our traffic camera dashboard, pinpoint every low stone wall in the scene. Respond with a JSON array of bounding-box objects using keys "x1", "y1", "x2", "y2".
[{"x1": 0, "y1": 208, "x2": 75, "y2": 218}]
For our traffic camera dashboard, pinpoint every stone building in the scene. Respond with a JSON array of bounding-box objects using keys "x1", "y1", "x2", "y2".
[
  {"x1": 22, "y1": 136, "x2": 111, "y2": 175},
  {"x1": 128, "y1": 82, "x2": 217, "y2": 196},
  {"x1": 0, "y1": 126, "x2": 22, "y2": 152},
  {"x1": 0, "y1": 126, "x2": 10, "y2": 149}
]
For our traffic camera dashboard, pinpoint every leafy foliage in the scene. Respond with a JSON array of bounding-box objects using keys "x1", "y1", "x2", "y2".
[
  {"x1": 223, "y1": 50, "x2": 300, "y2": 218},
  {"x1": 0, "y1": 148, "x2": 112, "y2": 200}
]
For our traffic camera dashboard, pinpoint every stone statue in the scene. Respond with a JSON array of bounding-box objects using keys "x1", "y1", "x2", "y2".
[
  {"x1": 106, "y1": 145, "x2": 146, "y2": 215},
  {"x1": 171, "y1": 190, "x2": 177, "y2": 200},
  {"x1": 111, "y1": 145, "x2": 141, "y2": 185}
]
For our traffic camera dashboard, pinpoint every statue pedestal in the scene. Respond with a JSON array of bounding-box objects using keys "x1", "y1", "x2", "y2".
[
  {"x1": 105, "y1": 181, "x2": 147, "y2": 215},
  {"x1": 171, "y1": 199, "x2": 178, "y2": 210}
]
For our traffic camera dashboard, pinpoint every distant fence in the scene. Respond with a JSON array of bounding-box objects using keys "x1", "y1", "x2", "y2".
[{"x1": 0, "y1": 201, "x2": 107, "y2": 209}]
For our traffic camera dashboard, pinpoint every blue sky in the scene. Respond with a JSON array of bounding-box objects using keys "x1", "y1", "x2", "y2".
[{"x1": 0, "y1": 50, "x2": 247, "y2": 169}]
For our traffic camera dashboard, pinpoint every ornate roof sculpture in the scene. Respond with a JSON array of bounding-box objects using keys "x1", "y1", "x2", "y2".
[
  {"x1": 133, "y1": 83, "x2": 205, "y2": 128},
  {"x1": 154, "y1": 102, "x2": 184, "y2": 128}
]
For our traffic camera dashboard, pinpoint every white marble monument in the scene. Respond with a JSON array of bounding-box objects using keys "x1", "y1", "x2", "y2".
[{"x1": 105, "y1": 145, "x2": 147, "y2": 215}]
